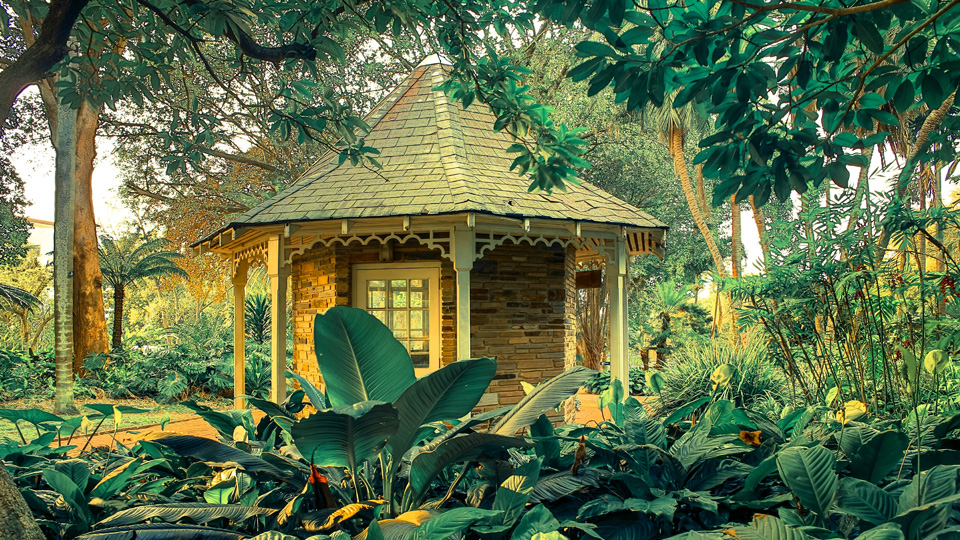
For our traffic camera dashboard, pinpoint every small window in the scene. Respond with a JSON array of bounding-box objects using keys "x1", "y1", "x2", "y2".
[{"x1": 354, "y1": 264, "x2": 442, "y2": 375}]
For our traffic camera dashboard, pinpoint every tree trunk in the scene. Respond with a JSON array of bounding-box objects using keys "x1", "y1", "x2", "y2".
[
  {"x1": 0, "y1": 464, "x2": 44, "y2": 540},
  {"x1": 72, "y1": 98, "x2": 108, "y2": 371},
  {"x1": 112, "y1": 285, "x2": 124, "y2": 350},
  {"x1": 54, "y1": 87, "x2": 77, "y2": 415},
  {"x1": 669, "y1": 127, "x2": 726, "y2": 277},
  {"x1": 749, "y1": 195, "x2": 771, "y2": 267},
  {"x1": 730, "y1": 194, "x2": 741, "y2": 340}
]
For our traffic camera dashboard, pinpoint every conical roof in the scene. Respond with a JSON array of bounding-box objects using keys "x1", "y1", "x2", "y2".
[{"x1": 216, "y1": 60, "x2": 666, "y2": 232}]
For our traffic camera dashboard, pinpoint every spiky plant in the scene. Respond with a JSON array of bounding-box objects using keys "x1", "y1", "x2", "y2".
[
  {"x1": 98, "y1": 235, "x2": 188, "y2": 349},
  {"x1": 0, "y1": 282, "x2": 40, "y2": 312}
]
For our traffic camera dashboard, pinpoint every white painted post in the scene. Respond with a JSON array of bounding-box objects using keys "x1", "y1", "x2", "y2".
[
  {"x1": 452, "y1": 228, "x2": 475, "y2": 360},
  {"x1": 232, "y1": 259, "x2": 248, "y2": 409},
  {"x1": 607, "y1": 237, "x2": 630, "y2": 398},
  {"x1": 268, "y1": 236, "x2": 289, "y2": 403}
]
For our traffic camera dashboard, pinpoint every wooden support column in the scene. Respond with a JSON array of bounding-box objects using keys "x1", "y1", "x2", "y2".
[
  {"x1": 232, "y1": 260, "x2": 248, "y2": 409},
  {"x1": 268, "y1": 236, "x2": 289, "y2": 403},
  {"x1": 452, "y1": 228, "x2": 475, "y2": 360},
  {"x1": 607, "y1": 237, "x2": 630, "y2": 399}
]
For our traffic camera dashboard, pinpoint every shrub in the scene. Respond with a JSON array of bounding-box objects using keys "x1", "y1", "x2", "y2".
[
  {"x1": 652, "y1": 334, "x2": 789, "y2": 417},
  {"x1": 583, "y1": 367, "x2": 644, "y2": 394},
  {"x1": 0, "y1": 349, "x2": 55, "y2": 401}
]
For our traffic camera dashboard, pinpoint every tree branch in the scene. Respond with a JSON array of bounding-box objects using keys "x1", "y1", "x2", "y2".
[
  {"x1": 729, "y1": 0, "x2": 910, "y2": 16},
  {"x1": 0, "y1": 0, "x2": 90, "y2": 129}
]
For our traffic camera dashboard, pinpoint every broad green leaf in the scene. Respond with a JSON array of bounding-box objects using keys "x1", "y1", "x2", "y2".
[
  {"x1": 511, "y1": 504, "x2": 560, "y2": 540},
  {"x1": 836, "y1": 477, "x2": 898, "y2": 525},
  {"x1": 401, "y1": 433, "x2": 533, "y2": 511},
  {"x1": 388, "y1": 357, "x2": 496, "y2": 461},
  {"x1": 313, "y1": 307, "x2": 416, "y2": 407},
  {"x1": 43, "y1": 468, "x2": 94, "y2": 526},
  {"x1": 838, "y1": 427, "x2": 908, "y2": 483},
  {"x1": 152, "y1": 435, "x2": 287, "y2": 479},
  {"x1": 493, "y1": 458, "x2": 542, "y2": 526},
  {"x1": 96, "y1": 503, "x2": 276, "y2": 527},
  {"x1": 491, "y1": 366, "x2": 596, "y2": 436},
  {"x1": 776, "y1": 445, "x2": 839, "y2": 518},
  {"x1": 73, "y1": 524, "x2": 246, "y2": 539},
  {"x1": 293, "y1": 401, "x2": 399, "y2": 473},
  {"x1": 414, "y1": 507, "x2": 503, "y2": 540}
]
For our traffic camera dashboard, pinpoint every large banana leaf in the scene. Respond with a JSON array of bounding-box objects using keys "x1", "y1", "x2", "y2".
[
  {"x1": 152, "y1": 435, "x2": 287, "y2": 479},
  {"x1": 492, "y1": 458, "x2": 542, "y2": 527},
  {"x1": 776, "y1": 445, "x2": 838, "y2": 519},
  {"x1": 43, "y1": 468, "x2": 94, "y2": 526},
  {"x1": 724, "y1": 514, "x2": 812, "y2": 540},
  {"x1": 413, "y1": 507, "x2": 503, "y2": 540},
  {"x1": 389, "y1": 357, "x2": 497, "y2": 458},
  {"x1": 96, "y1": 503, "x2": 276, "y2": 527},
  {"x1": 838, "y1": 427, "x2": 908, "y2": 484},
  {"x1": 287, "y1": 371, "x2": 327, "y2": 410},
  {"x1": 401, "y1": 433, "x2": 534, "y2": 511},
  {"x1": 529, "y1": 469, "x2": 601, "y2": 504},
  {"x1": 852, "y1": 523, "x2": 905, "y2": 540},
  {"x1": 491, "y1": 366, "x2": 596, "y2": 436},
  {"x1": 75, "y1": 523, "x2": 246, "y2": 540},
  {"x1": 893, "y1": 465, "x2": 959, "y2": 539},
  {"x1": 836, "y1": 477, "x2": 898, "y2": 525},
  {"x1": 511, "y1": 504, "x2": 560, "y2": 540},
  {"x1": 292, "y1": 401, "x2": 399, "y2": 472},
  {"x1": 313, "y1": 306, "x2": 416, "y2": 406}
]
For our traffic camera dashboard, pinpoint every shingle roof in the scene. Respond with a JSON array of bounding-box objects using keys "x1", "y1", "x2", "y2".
[{"x1": 220, "y1": 60, "x2": 667, "y2": 232}]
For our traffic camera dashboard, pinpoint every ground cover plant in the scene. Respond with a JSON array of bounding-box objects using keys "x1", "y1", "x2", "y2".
[{"x1": 0, "y1": 306, "x2": 956, "y2": 540}]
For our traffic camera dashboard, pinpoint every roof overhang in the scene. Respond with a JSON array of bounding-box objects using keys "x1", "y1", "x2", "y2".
[{"x1": 193, "y1": 212, "x2": 666, "y2": 263}]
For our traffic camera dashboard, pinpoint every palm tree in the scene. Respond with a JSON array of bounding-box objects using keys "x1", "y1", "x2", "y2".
[
  {"x1": 99, "y1": 235, "x2": 188, "y2": 349},
  {"x1": 652, "y1": 282, "x2": 708, "y2": 350},
  {"x1": 648, "y1": 97, "x2": 726, "y2": 280}
]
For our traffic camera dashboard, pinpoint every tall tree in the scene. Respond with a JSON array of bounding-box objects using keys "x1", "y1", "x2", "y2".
[
  {"x1": 98, "y1": 235, "x2": 188, "y2": 349},
  {"x1": 52, "y1": 82, "x2": 76, "y2": 414}
]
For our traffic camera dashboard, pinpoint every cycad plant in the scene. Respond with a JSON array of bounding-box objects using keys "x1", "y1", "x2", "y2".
[
  {"x1": 650, "y1": 281, "x2": 709, "y2": 351},
  {"x1": 0, "y1": 282, "x2": 40, "y2": 312},
  {"x1": 244, "y1": 292, "x2": 271, "y2": 345},
  {"x1": 98, "y1": 235, "x2": 188, "y2": 349}
]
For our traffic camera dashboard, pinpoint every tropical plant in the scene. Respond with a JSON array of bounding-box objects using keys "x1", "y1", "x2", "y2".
[
  {"x1": 649, "y1": 282, "x2": 710, "y2": 351},
  {"x1": 0, "y1": 281, "x2": 39, "y2": 312},
  {"x1": 654, "y1": 333, "x2": 789, "y2": 418},
  {"x1": 583, "y1": 367, "x2": 644, "y2": 395},
  {"x1": 244, "y1": 292, "x2": 271, "y2": 345},
  {"x1": 98, "y1": 235, "x2": 188, "y2": 350}
]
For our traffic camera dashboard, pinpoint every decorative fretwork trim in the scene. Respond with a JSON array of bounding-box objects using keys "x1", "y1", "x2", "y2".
[
  {"x1": 232, "y1": 242, "x2": 268, "y2": 273},
  {"x1": 285, "y1": 230, "x2": 453, "y2": 263}
]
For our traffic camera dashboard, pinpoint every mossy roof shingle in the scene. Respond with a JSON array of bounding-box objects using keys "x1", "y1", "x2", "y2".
[{"x1": 223, "y1": 60, "x2": 666, "y2": 231}]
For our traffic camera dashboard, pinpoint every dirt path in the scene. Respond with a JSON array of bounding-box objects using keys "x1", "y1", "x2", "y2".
[{"x1": 46, "y1": 394, "x2": 636, "y2": 456}]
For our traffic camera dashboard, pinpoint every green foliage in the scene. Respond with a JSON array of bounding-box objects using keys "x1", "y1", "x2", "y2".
[
  {"x1": 555, "y1": 0, "x2": 960, "y2": 205},
  {"x1": 0, "y1": 156, "x2": 29, "y2": 266},
  {"x1": 654, "y1": 335, "x2": 789, "y2": 417},
  {"x1": 733, "y1": 194, "x2": 960, "y2": 417},
  {"x1": 583, "y1": 367, "x2": 645, "y2": 395},
  {"x1": 244, "y1": 292, "x2": 271, "y2": 345}
]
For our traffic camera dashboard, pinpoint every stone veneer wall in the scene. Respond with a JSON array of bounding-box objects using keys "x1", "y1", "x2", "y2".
[
  {"x1": 290, "y1": 238, "x2": 576, "y2": 411},
  {"x1": 469, "y1": 242, "x2": 577, "y2": 411}
]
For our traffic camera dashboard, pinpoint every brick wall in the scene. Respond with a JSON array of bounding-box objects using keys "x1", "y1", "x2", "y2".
[
  {"x1": 290, "y1": 238, "x2": 575, "y2": 411},
  {"x1": 469, "y1": 242, "x2": 575, "y2": 411}
]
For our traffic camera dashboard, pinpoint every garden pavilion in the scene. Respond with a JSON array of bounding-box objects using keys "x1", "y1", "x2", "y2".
[{"x1": 193, "y1": 56, "x2": 668, "y2": 407}]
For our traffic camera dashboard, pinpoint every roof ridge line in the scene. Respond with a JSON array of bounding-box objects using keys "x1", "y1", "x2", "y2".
[{"x1": 428, "y1": 66, "x2": 489, "y2": 209}]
